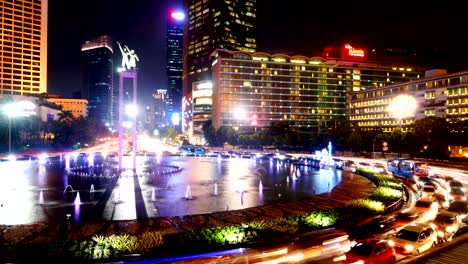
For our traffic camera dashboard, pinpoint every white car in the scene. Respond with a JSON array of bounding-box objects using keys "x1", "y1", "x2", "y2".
[
  {"x1": 414, "y1": 197, "x2": 439, "y2": 222},
  {"x1": 389, "y1": 223, "x2": 438, "y2": 255}
]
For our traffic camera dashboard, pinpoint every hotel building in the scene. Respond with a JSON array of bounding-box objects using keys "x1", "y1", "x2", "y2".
[
  {"x1": 0, "y1": 0, "x2": 48, "y2": 95},
  {"x1": 350, "y1": 69, "x2": 468, "y2": 132},
  {"x1": 182, "y1": 0, "x2": 256, "y2": 137},
  {"x1": 47, "y1": 96, "x2": 88, "y2": 118},
  {"x1": 208, "y1": 47, "x2": 427, "y2": 135}
]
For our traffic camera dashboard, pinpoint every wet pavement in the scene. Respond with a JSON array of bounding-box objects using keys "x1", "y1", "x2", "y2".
[{"x1": 0, "y1": 155, "x2": 376, "y2": 245}]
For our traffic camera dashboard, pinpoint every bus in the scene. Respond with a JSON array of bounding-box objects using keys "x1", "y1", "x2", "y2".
[
  {"x1": 387, "y1": 158, "x2": 429, "y2": 182},
  {"x1": 178, "y1": 145, "x2": 206, "y2": 156}
]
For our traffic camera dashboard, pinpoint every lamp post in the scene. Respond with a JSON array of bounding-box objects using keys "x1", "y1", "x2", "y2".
[{"x1": 2, "y1": 101, "x2": 36, "y2": 153}]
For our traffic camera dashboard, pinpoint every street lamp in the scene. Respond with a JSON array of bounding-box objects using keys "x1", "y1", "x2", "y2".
[
  {"x1": 2, "y1": 101, "x2": 36, "y2": 153},
  {"x1": 388, "y1": 94, "x2": 417, "y2": 130}
]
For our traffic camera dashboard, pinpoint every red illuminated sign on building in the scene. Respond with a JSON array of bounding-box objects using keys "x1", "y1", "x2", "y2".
[
  {"x1": 344, "y1": 44, "x2": 365, "y2": 57},
  {"x1": 341, "y1": 44, "x2": 367, "y2": 61}
]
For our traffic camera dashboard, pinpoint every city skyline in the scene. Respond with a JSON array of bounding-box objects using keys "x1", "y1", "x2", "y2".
[{"x1": 47, "y1": 0, "x2": 468, "y2": 106}]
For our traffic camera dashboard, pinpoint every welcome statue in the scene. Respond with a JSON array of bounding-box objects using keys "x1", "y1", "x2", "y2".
[{"x1": 117, "y1": 41, "x2": 139, "y2": 71}]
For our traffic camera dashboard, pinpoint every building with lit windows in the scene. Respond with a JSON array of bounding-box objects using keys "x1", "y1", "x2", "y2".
[
  {"x1": 80, "y1": 35, "x2": 114, "y2": 128},
  {"x1": 350, "y1": 69, "x2": 468, "y2": 132},
  {"x1": 0, "y1": 0, "x2": 48, "y2": 95},
  {"x1": 166, "y1": 11, "x2": 184, "y2": 127},
  {"x1": 47, "y1": 96, "x2": 88, "y2": 118},
  {"x1": 190, "y1": 81, "x2": 213, "y2": 144},
  {"x1": 182, "y1": 0, "x2": 257, "y2": 137},
  {"x1": 152, "y1": 89, "x2": 170, "y2": 131},
  {"x1": 209, "y1": 48, "x2": 428, "y2": 134}
]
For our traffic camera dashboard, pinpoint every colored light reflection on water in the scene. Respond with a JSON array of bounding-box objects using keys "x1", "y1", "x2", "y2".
[{"x1": 0, "y1": 155, "x2": 344, "y2": 225}]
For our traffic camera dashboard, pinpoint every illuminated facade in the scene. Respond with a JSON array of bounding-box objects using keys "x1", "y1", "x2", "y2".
[
  {"x1": 350, "y1": 69, "x2": 468, "y2": 132},
  {"x1": 80, "y1": 35, "x2": 113, "y2": 128},
  {"x1": 182, "y1": 0, "x2": 256, "y2": 136},
  {"x1": 166, "y1": 11, "x2": 184, "y2": 125},
  {"x1": 210, "y1": 49, "x2": 427, "y2": 133},
  {"x1": 0, "y1": 0, "x2": 48, "y2": 95},
  {"x1": 191, "y1": 81, "x2": 213, "y2": 144},
  {"x1": 47, "y1": 96, "x2": 88, "y2": 118}
]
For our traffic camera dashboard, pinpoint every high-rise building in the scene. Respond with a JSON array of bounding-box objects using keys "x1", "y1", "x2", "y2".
[
  {"x1": 80, "y1": 35, "x2": 114, "y2": 128},
  {"x1": 152, "y1": 89, "x2": 170, "y2": 130},
  {"x1": 0, "y1": 0, "x2": 48, "y2": 95},
  {"x1": 166, "y1": 10, "x2": 184, "y2": 129},
  {"x1": 182, "y1": 0, "x2": 257, "y2": 138},
  {"x1": 209, "y1": 48, "x2": 428, "y2": 135}
]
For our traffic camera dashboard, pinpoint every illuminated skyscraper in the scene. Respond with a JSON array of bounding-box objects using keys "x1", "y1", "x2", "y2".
[
  {"x1": 166, "y1": 10, "x2": 184, "y2": 129},
  {"x1": 0, "y1": 0, "x2": 48, "y2": 95},
  {"x1": 80, "y1": 35, "x2": 114, "y2": 128},
  {"x1": 182, "y1": 0, "x2": 257, "y2": 137}
]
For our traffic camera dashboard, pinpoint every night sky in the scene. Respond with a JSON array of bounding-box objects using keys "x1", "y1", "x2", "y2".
[{"x1": 47, "y1": 0, "x2": 468, "y2": 106}]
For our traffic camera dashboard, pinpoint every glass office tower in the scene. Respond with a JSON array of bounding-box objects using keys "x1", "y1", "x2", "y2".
[
  {"x1": 166, "y1": 11, "x2": 184, "y2": 129},
  {"x1": 80, "y1": 35, "x2": 114, "y2": 128}
]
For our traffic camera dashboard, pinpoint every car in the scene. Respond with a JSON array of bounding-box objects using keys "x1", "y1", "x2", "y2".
[
  {"x1": 447, "y1": 200, "x2": 468, "y2": 220},
  {"x1": 358, "y1": 162, "x2": 371, "y2": 170},
  {"x1": 394, "y1": 208, "x2": 425, "y2": 229},
  {"x1": 453, "y1": 225, "x2": 468, "y2": 238},
  {"x1": 345, "y1": 239, "x2": 396, "y2": 264},
  {"x1": 388, "y1": 223, "x2": 438, "y2": 255},
  {"x1": 420, "y1": 184, "x2": 436, "y2": 198},
  {"x1": 282, "y1": 230, "x2": 351, "y2": 262},
  {"x1": 434, "y1": 193, "x2": 450, "y2": 209},
  {"x1": 372, "y1": 163, "x2": 387, "y2": 174},
  {"x1": 413, "y1": 197, "x2": 439, "y2": 221},
  {"x1": 348, "y1": 215, "x2": 396, "y2": 242},
  {"x1": 449, "y1": 188, "x2": 467, "y2": 201},
  {"x1": 447, "y1": 180, "x2": 465, "y2": 192},
  {"x1": 348, "y1": 215, "x2": 395, "y2": 241},
  {"x1": 431, "y1": 211, "x2": 462, "y2": 242},
  {"x1": 343, "y1": 160, "x2": 357, "y2": 172}
]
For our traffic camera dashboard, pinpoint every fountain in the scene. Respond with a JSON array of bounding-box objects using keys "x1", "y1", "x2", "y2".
[
  {"x1": 259, "y1": 180, "x2": 263, "y2": 191},
  {"x1": 114, "y1": 188, "x2": 121, "y2": 203},
  {"x1": 185, "y1": 185, "x2": 193, "y2": 200},
  {"x1": 90, "y1": 184, "x2": 95, "y2": 193},
  {"x1": 213, "y1": 182, "x2": 218, "y2": 196},
  {"x1": 74, "y1": 191, "x2": 81, "y2": 205},
  {"x1": 151, "y1": 187, "x2": 157, "y2": 201},
  {"x1": 38, "y1": 190, "x2": 44, "y2": 204},
  {"x1": 63, "y1": 185, "x2": 74, "y2": 193}
]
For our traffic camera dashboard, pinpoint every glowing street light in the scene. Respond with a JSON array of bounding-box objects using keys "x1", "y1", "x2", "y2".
[
  {"x1": 388, "y1": 94, "x2": 417, "y2": 129},
  {"x1": 2, "y1": 101, "x2": 36, "y2": 153}
]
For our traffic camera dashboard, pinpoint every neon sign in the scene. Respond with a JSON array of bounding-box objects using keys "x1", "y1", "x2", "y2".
[{"x1": 344, "y1": 44, "x2": 365, "y2": 57}]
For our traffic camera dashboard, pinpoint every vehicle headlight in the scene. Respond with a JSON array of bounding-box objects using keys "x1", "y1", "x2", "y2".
[
  {"x1": 388, "y1": 240, "x2": 395, "y2": 247},
  {"x1": 404, "y1": 244, "x2": 414, "y2": 252},
  {"x1": 352, "y1": 260, "x2": 365, "y2": 264},
  {"x1": 446, "y1": 225, "x2": 455, "y2": 233}
]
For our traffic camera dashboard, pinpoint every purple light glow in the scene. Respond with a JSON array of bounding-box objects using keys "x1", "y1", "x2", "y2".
[{"x1": 171, "y1": 11, "x2": 185, "y2": 21}]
